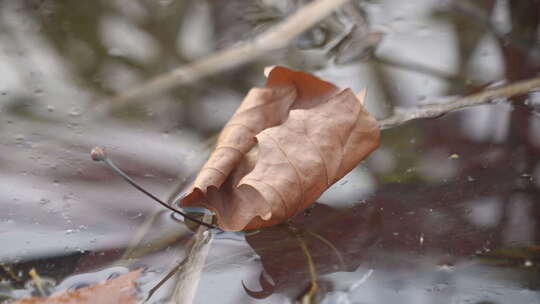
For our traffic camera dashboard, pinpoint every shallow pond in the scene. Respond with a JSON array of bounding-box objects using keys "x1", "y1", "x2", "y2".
[{"x1": 1, "y1": 0, "x2": 540, "y2": 303}]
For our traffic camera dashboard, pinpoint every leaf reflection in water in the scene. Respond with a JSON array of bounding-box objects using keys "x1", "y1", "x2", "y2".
[{"x1": 243, "y1": 202, "x2": 382, "y2": 299}]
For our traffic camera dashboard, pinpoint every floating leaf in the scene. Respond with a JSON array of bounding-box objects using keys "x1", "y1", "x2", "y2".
[{"x1": 181, "y1": 66, "x2": 380, "y2": 230}]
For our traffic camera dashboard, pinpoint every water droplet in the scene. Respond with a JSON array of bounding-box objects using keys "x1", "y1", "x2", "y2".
[
  {"x1": 78, "y1": 225, "x2": 88, "y2": 231},
  {"x1": 247, "y1": 254, "x2": 261, "y2": 262},
  {"x1": 437, "y1": 264, "x2": 454, "y2": 271},
  {"x1": 129, "y1": 212, "x2": 143, "y2": 220},
  {"x1": 448, "y1": 153, "x2": 459, "y2": 159}
]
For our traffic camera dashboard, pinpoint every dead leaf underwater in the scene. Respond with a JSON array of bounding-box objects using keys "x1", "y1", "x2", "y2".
[
  {"x1": 12, "y1": 270, "x2": 141, "y2": 304},
  {"x1": 181, "y1": 66, "x2": 380, "y2": 231}
]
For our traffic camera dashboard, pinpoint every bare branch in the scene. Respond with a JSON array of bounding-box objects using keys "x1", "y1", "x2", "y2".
[
  {"x1": 378, "y1": 77, "x2": 540, "y2": 130},
  {"x1": 108, "y1": 0, "x2": 351, "y2": 105}
]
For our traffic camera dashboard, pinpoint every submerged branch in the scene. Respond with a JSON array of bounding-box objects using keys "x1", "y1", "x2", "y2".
[
  {"x1": 171, "y1": 212, "x2": 214, "y2": 304},
  {"x1": 145, "y1": 213, "x2": 214, "y2": 303},
  {"x1": 378, "y1": 76, "x2": 540, "y2": 130},
  {"x1": 285, "y1": 224, "x2": 318, "y2": 303},
  {"x1": 107, "y1": 0, "x2": 351, "y2": 105}
]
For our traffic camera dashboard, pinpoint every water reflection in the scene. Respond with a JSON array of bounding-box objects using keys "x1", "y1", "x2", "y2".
[
  {"x1": 1, "y1": 0, "x2": 540, "y2": 303},
  {"x1": 225, "y1": 124, "x2": 540, "y2": 301},
  {"x1": 244, "y1": 203, "x2": 381, "y2": 300}
]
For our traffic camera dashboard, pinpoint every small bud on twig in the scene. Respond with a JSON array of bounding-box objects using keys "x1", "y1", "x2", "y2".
[
  {"x1": 90, "y1": 146, "x2": 106, "y2": 162},
  {"x1": 89, "y1": 147, "x2": 219, "y2": 230}
]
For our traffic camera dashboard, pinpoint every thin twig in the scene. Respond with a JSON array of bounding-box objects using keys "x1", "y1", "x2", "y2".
[
  {"x1": 91, "y1": 147, "x2": 220, "y2": 230},
  {"x1": 145, "y1": 213, "x2": 213, "y2": 303},
  {"x1": 28, "y1": 268, "x2": 46, "y2": 297},
  {"x1": 105, "y1": 0, "x2": 351, "y2": 106},
  {"x1": 378, "y1": 76, "x2": 540, "y2": 130},
  {"x1": 146, "y1": 258, "x2": 185, "y2": 302},
  {"x1": 120, "y1": 174, "x2": 193, "y2": 264},
  {"x1": 1, "y1": 265, "x2": 21, "y2": 282},
  {"x1": 284, "y1": 224, "x2": 318, "y2": 304},
  {"x1": 171, "y1": 212, "x2": 214, "y2": 304},
  {"x1": 304, "y1": 229, "x2": 345, "y2": 268}
]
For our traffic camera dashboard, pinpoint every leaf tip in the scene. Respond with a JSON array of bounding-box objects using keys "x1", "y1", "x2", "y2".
[
  {"x1": 356, "y1": 88, "x2": 367, "y2": 105},
  {"x1": 264, "y1": 66, "x2": 277, "y2": 78}
]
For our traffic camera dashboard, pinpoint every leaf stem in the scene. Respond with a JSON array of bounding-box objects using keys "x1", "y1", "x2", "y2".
[{"x1": 90, "y1": 147, "x2": 221, "y2": 231}]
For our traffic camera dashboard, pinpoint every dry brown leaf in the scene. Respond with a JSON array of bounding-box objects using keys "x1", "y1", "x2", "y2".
[
  {"x1": 12, "y1": 270, "x2": 141, "y2": 304},
  {"x1": 181, "y1": 66, "x2": 380, "y2": 231}
]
